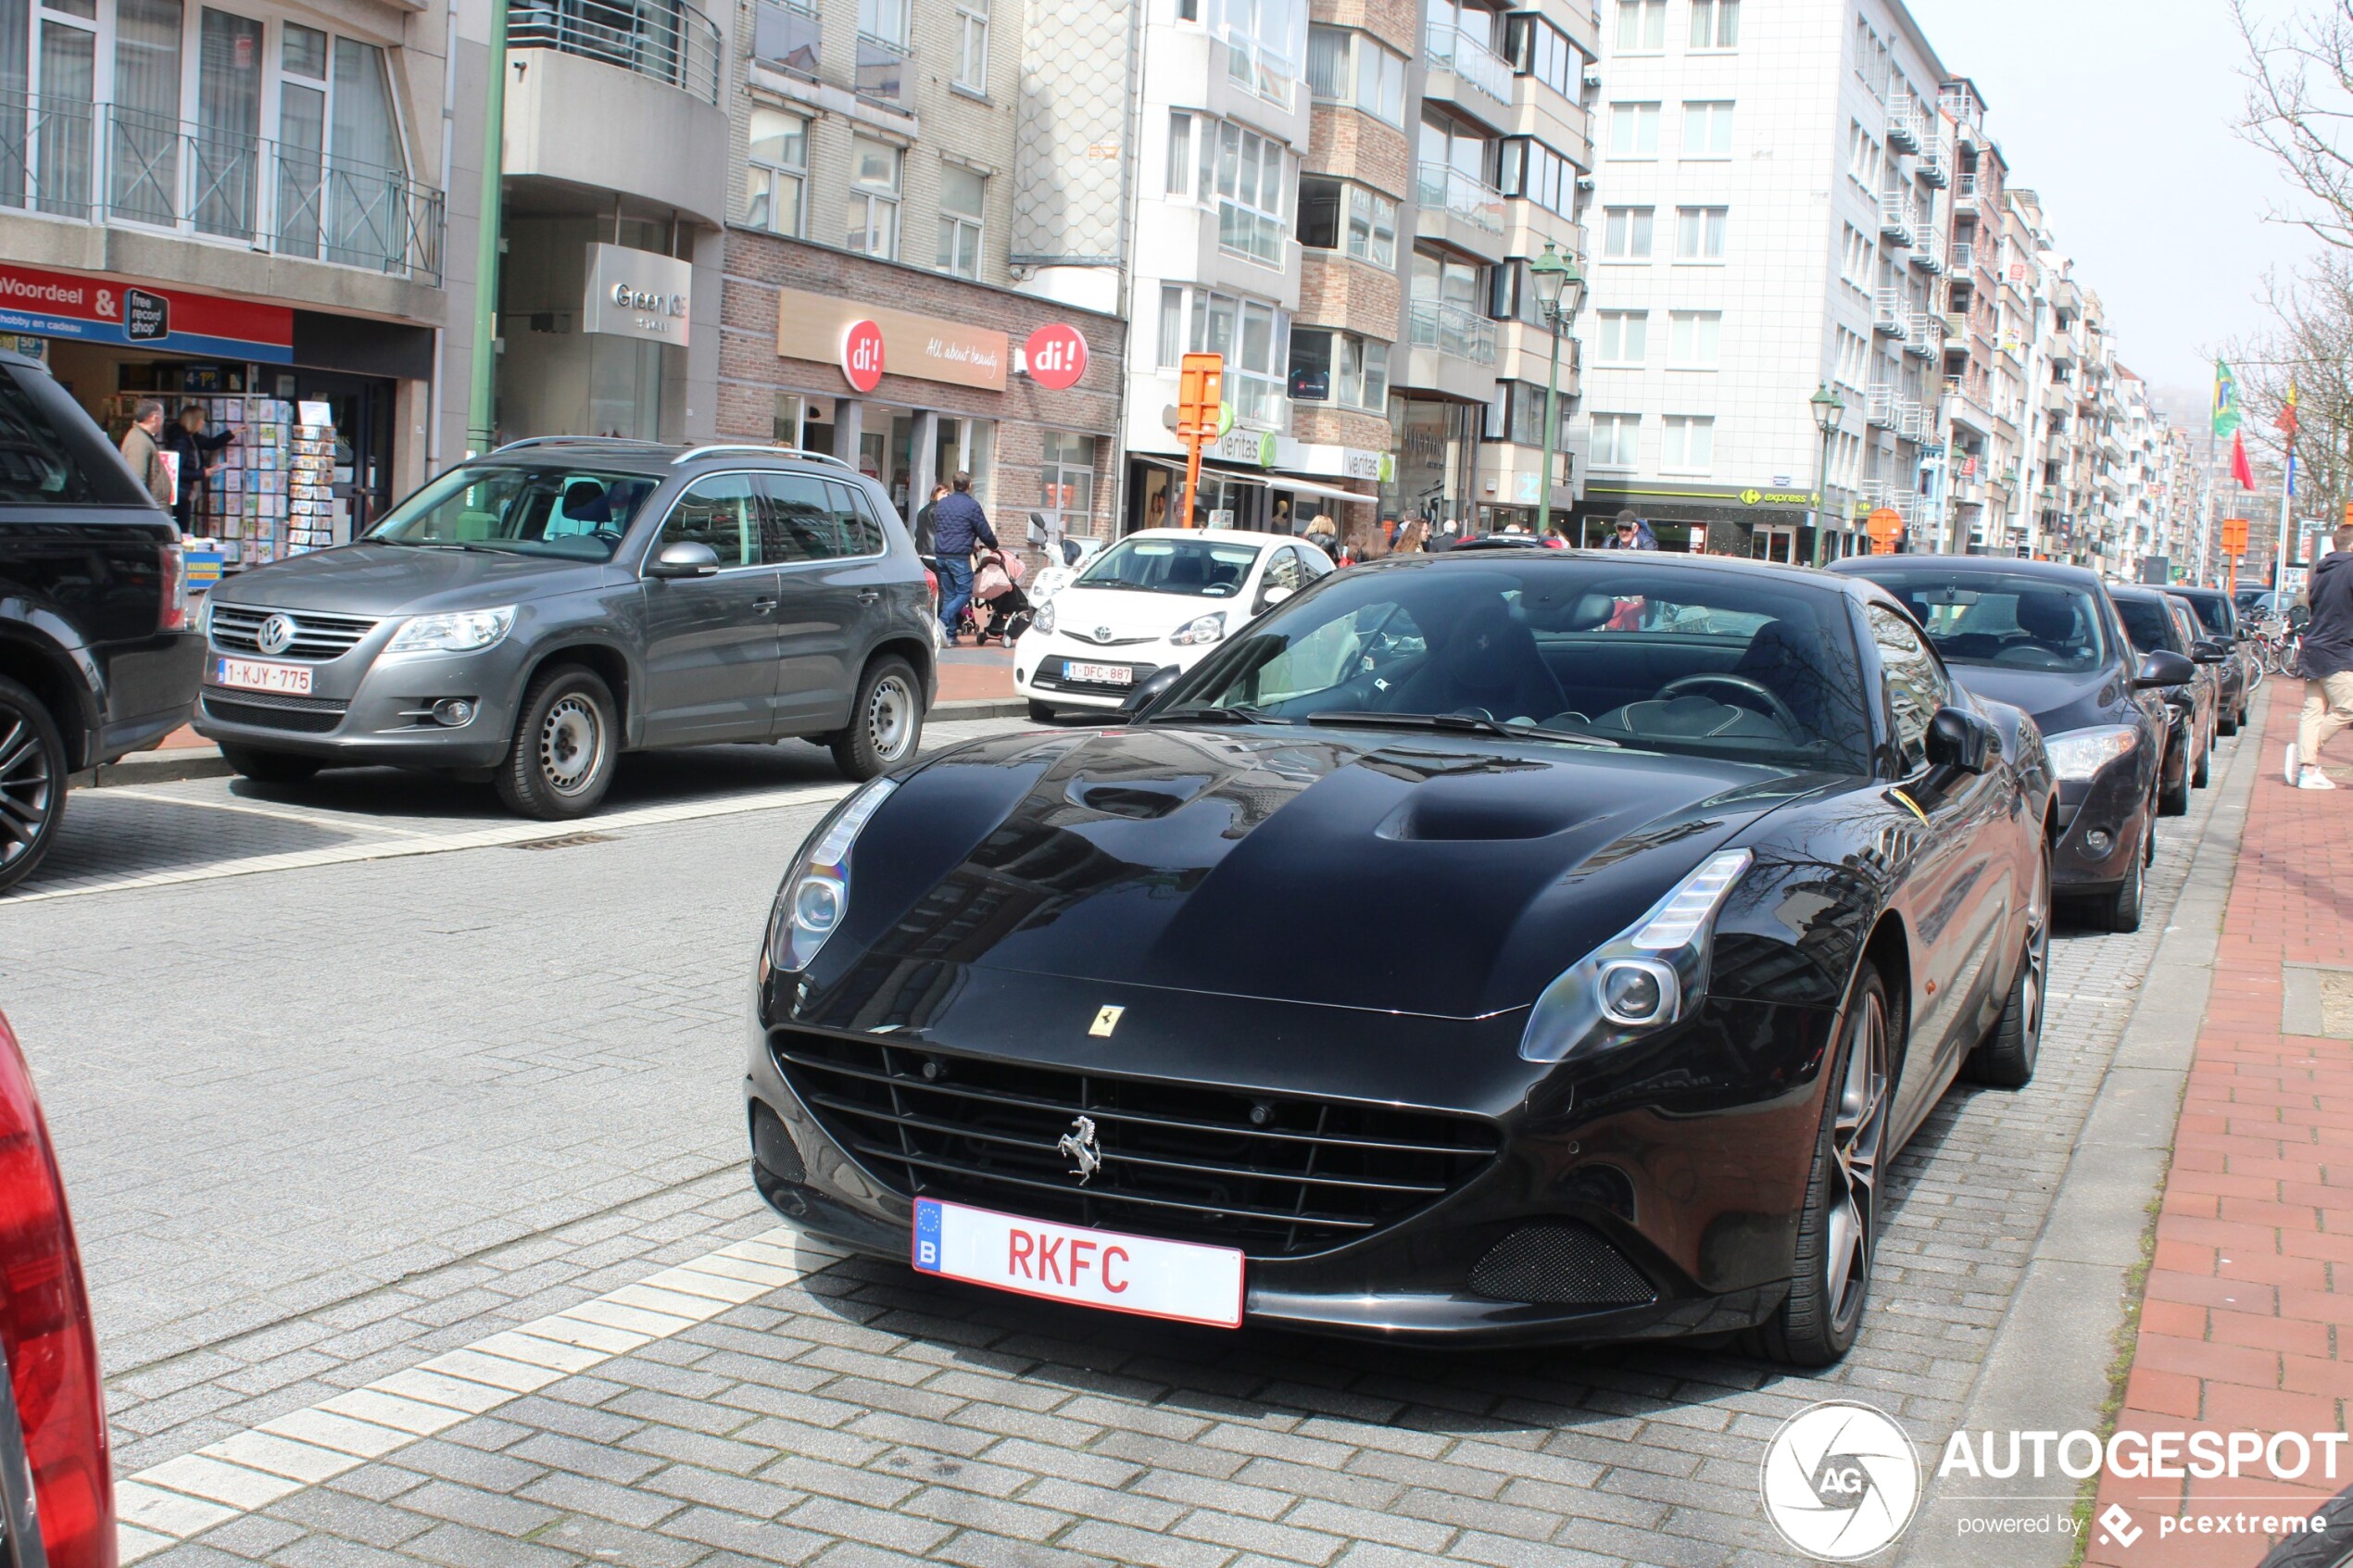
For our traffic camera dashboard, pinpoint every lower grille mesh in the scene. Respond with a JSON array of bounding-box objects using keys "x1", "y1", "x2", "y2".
[
  {"x1": 201, "y1": 690, "x2": 349, "y2": 734},
  {"x1": 773, "y1": 1029, "x2": 1500, "y2": 1257},
  {"x1": 1468, "y1": 1222, "x2": 1656, "y2": 1306}
]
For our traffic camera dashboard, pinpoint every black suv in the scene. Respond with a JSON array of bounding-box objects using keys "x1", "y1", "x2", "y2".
[
  {"x1": 0, "y1": 350, "x2": 202, "y2": 892},
  {"x1": 195, "y1": 438, "x2": 937, "y2": 818}
]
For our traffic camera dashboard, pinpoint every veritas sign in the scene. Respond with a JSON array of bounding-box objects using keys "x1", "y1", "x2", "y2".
[
  {"x1": 774, "y1": 286, "x2": 1008, "y2": 393},
  {"x1": 582, "y1": 244, "x2": 690, "y2": 345}
]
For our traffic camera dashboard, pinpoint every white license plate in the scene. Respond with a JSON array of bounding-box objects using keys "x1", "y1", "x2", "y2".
[
  {"x1": 912, "y1": 1197, "x2": 1244, "y2": 1328},
  {"x1": 1064, "y1": 661, "x2": 1134, "y2": 686},
  {"x1": 213, "y1": 657, "x2": 313, "y2": 696}
]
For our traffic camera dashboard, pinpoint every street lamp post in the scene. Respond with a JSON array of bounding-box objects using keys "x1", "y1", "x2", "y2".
[
  {"x1": 1530, "y1": 243, "x2": 1586, "y2": 541},
  {"x1": 1808, "y1": 383, "x2": 1844, "y2": 565}
]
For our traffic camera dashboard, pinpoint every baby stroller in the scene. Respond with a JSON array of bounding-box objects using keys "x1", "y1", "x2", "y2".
[{"x1": 965, "y1": 548, "x2": 1034, "y2": 646}]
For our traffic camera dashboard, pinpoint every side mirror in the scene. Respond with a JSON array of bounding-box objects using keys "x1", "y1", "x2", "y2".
[
  {"x1": 1120, "y1": 665, "x2": 1182, "y2": 719},
  {"x1": 1260, "y1": 584, "x2": 1294, "y2": 609},
  {"x1": 2133, "y1": 648, "x2": 2196, "y2": 690},
  {"x1": 2191, "y1": 639, "x2": 2229, "y2": 664},
  {"x1": 646, "y1": 540, "x2": 722, "y2": 579},
  {"x1": 1924, "y1": 705, "x2": 1995, "y2": 775}
]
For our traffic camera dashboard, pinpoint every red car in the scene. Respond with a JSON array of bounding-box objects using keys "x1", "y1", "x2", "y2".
[{"x1": 0, "y1": 1011, "x2": 115, "y2": 1567}]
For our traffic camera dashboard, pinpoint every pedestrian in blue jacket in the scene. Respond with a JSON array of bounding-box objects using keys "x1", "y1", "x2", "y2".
[{"x1": 931, "y1": 471, "x2": 999, "y2": 644}]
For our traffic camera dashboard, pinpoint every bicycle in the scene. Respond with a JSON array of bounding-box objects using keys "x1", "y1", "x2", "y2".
[{"x1": 2253, "y1": 616, "x2": 2301, "y2": 677}]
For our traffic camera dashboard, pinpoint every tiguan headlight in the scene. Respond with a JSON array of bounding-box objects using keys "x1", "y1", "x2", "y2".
[
  {"x1": 1519, "y1": 849, "x2": 1753, "y2": 1063},
  {"x1": 765, "y1": 778, "x2": 897, "y2": 975}
]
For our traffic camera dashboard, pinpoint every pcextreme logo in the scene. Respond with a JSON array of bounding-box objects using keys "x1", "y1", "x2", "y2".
[{"x1": 1759, "y1": 1401, "x2": 1921, "y2": 1561}]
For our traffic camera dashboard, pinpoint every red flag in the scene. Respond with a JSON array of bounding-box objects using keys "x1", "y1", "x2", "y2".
[
  {"x1": 2232, "y1": 429, "x2": 2257, "y2": 489},
  {"x1": 2276, "y1": 383, "x2": 2301, "y2": 438}
]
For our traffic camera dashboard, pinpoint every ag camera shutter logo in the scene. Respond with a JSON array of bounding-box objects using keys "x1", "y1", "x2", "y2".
[{"x1": 1759, "y1": 1400, "x2": 1920, "y2": 1560}]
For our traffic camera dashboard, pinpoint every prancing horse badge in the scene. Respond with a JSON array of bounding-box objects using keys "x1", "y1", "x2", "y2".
[{"x1": 1088, "y1": 1005, "x2": 1125, "y2": 1038}]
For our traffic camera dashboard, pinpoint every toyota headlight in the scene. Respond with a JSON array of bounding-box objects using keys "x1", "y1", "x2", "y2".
[
  {"x1": 1033, "y1": 599, "x2": 1057, "y2": 636},
  {"x1": 1169, "y1": 612, "x2": 1227, "y2": 647},
  {"x1": 765, "y1": 778, "x2": 898, "y2": 975},
  {"x1": 384, "y1": 606, "x2": 517, "y2": 655},
  {"x1": 1519, "y1": 849, "x2": 1753, "y2": 1063},
  {"x1": 2043, "y1": 724, "x2": 2138, "y2": 783}
]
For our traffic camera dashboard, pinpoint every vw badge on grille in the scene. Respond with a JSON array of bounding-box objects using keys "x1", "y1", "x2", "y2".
[
  {"x1": 1055, "y1": 1115, "x2": 1101, "y2": 1185},
  {"x1": 255, "y1": 614, "x2": 296, "y2": 656}
]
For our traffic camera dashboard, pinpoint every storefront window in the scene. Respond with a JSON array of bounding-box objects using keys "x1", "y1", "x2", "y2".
[
  {"x1": 746, "y1": 108, "x2": 806, "y2": 236},
  {"x1": 847, "y1": 135, "x2": 899, "y2": 258},
  {"x1": 1038, "y1": 431, "x2": 1094, "y2": 525},
  {"x1": 933, "y1": 416, "x2": 993, "y2": 506},
  {"x1": 773, "y1": 392, "x2": 804, "y2": 446}
]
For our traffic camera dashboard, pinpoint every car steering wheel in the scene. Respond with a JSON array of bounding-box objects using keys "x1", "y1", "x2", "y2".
[{"x1": 1655, "y1": 673, "x2": 1802, "y2": 733}]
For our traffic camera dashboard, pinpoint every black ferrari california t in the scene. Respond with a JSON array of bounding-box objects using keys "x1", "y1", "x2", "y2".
[{"x1": 743, "y1": 549, "x2": 2053, "y2": 1365}]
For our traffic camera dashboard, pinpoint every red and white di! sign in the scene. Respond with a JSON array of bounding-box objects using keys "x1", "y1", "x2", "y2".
[
  {"x1": 840, "y1": 319, "x2": 886, "y2": 393},
  {"x1": 1024, "y1": 324, "x2": 1088, "y2": 391}
]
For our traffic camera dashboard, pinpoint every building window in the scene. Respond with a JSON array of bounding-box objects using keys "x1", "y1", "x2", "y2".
[
  {"x1": 1216, "y1": 0, "x2": 1305, "y2": 107},
  {"x1": 1189, "y1": 289, "x2": 1289, "y2": 425},
  {"x1": 1667, "y1": 310, "x2": 1721, "y2": 365},
  {"x1": 1347, "y1": 185, "x2": 1396, "y2": 266},
  {"x1": 1288, "y1": 328, "x2": 1389, "y2": 408},
  {"x1": 1038, "y1": 432, "x2": 1096, "y2": 522},
  {"x1": 1602, "y1": 206, "x2": 1654, "y2": 259},
  {"x1": 1591, "y1": 413, "x2": 1641, "y2": 468},
  {"x1": 1306, "y1": 25, "x2": 1405, "y2": 125},
  {"x1": 1207, "y1": 119, "x2": 1288, "y2": 267},
  {"x1": 1613, "y1": 0, "x2": 1664, "y2": 51},
  {"x1": 954, "y1": 0, "x2": 989, "y2": 92},
  {"x1": 1675, "y1": 205, "x2": 1727, "y2": 260},
  {"x1": 1167, "y1": 112, "x2": 1193, "y2": 195},
  {"x1": 1297, "y1": 175, "x2": 1340, "y2": 248},
  {"x1": 1158, "y1": 284, "x2": 1186, "y2": 369},
  {"x1": 1484, "y1": 381, "x2": 1570, "y2": 447},
  {"x1": 1689, "y1": 0, "x2": 1739, "y2": 48},
  {"x1": 1609, "y1": 101, "x2": 1660, "y2": 158},
  {"x1": 859, "y1": 0, "x2": 908, "y2": 44},
  {"x1": 1681, "y1": 101, "x2": 1734, "y2": 158},
  {"x1": 745, "y1": 108, "x2": 807, "y2": 236},
  {"x1": 1498, "y1": 137, "x2": 1571, "y2": 218},
  {"x1": 1504, "y1": 12, "x2": 1577, "y2": 98},
  {"x1": 937, "y1": 163, "x2": 985, "y2": 277},
  {"x1": 1841, "y1": 223, "x2": 1873, "y2": 288},
  {"x1": 847, "y1": 136, "x2": 900, "y2": 258},
  {"x1": 1661, "y1": 415, "x2": 1715, "y2": 471},
  {"x1": 1596, "y1": 309, "x2": 1648, "y2": 364}
]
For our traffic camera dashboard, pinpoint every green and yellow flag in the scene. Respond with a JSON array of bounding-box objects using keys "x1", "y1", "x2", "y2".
[{"x1": 2214, "y1": 358, "x2": 2242, "y2": 436}]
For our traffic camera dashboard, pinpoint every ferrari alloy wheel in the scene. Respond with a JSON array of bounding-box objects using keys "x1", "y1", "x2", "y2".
[
  {"x1": 1967, "y1": 849, "x2": 2048, "y2": 1087},
  {"x1": 833, "y1": 657, "x2": 924, "y2": 781},
  {"x1": 0, "y1": 677, "x2": 65, "y2": 896},
  {"x1": 1755, "y1": 960, "x2": 1892, "y2": 1367},
  {"x1": 497, "y1": 665, "x2": 617, "y2": 820}
]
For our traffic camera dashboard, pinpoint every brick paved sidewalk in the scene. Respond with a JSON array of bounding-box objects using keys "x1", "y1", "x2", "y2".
[{"x1": 2088, "y1": 685, "x2": 2353, "y2": 1565}]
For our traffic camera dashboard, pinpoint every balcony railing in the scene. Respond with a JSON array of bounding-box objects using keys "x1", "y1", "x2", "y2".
[
  {"x1": 1878, "y1": 188, "x2": 1914, "y2": 245},
  {"x1": 0, "y1": 92, "x2": 443, "y2": 282},
  {"x1": 1872, "y1": 286, "x2": 1909, "y2": 337},
  {"x1": 1423, "y1": 23, "x2": 1514, "y2": 103},
  {"x1": 1416, "y1": 161, "x2": 1504, "y2": 235},
  {"x1": 1949, "y1": 240, "x2": 1975, "y2": 272},
  {"x1": 509, "y1": 0, "x2": 722, "y2": 104},
  {"x1": 1407, "y1": 298, "x2": 1498, "y2": 365},
  {"x1": 1868, "y1": 383, "x2": 1899, "y2": 428},
  {"x1": 854, "y1": 31, "x2": 912, "y2": 107},
  {"x1": 751, "y1": 0, "x2": 820, "y2": 75},
  {"x1": 1886, "y1": 88, "x2": 1923, "y2": 152},
  {"x1": 1953, "y1": 171, "x2": 1978, "y2": 208}
]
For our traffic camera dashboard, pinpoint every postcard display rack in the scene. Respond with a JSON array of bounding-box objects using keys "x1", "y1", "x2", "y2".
[{"x1": 100, "y1": 395, "x2": 341, "y2": 565}]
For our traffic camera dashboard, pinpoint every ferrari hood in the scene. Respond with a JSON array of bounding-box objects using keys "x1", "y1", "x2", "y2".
[{"x1": 833, "y1": 724, "x2": 1823, "y2": 1020}]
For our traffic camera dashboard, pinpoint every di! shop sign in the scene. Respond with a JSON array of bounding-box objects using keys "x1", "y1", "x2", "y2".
[{"x1": 0, "y1": 263, "x2": 294, "y2": 362}]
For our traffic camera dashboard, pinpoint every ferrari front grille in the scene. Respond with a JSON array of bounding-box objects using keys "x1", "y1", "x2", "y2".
[{"x1": 770, "y1": 1029, "x2": 1501, "y2": 1257}]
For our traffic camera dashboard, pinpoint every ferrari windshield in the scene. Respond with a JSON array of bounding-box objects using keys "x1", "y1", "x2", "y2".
[
  {"x1": 370, "y1": 465, "x2": 659, "y2": 561},
  {"x1": 1076, "y1": 537, "x2": 1262, "y2": 597},
  {"x1": 1864, "y1": 571, "x2": 2108, "y2": 671},
  {"x1": 1159, "y1": 558, "x2": 1874, "y2": 772}
]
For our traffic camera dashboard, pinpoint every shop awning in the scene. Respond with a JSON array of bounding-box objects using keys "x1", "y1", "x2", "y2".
[{"x1": 1137, "y1": 455, "x2": 1378, "y2": 506}]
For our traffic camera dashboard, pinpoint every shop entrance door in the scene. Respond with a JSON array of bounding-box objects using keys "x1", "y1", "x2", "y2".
[
  {"x1": 295, "y1": 370, "x2": 396, "y2": 533},
  {"x1": 1750, "y1": 525, "x2": 1798, "y2": 564}
]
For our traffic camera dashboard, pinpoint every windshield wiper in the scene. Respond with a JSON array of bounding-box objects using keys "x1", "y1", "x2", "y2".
[
  {"x1": 1305, "y1": 710, "x2": 1618, "y2": 748},
  {"x1": 1149, "y1": 704, "x2": 1283, "y2": 725}
]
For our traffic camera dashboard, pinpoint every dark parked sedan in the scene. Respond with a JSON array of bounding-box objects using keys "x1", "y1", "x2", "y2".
[
  {"x1": 2169, "y1": 586, "x2": 2253, "y2": 734},
  {"x1": 1831, "y1": 556, "x2": 2189, "y2": 931},
  {"x1": 2111, "y1": 585, "x2": 2217, "y2": 816},
  {"x1": 745, "y1": 552, "x2": 2051, "y2": 1363}
]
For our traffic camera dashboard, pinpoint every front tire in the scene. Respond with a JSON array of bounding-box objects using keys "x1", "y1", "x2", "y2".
[
  {"x1": 2097, "y1": 823, "x2": 2148, "y2": 933},
  {"x1": 497, "y1": 665, "x2": 617, "y2": 820},
  {"x1": 2194, "y1": 728, "x2": 2212, "y2": 788},
  {"x1": 1967, "y1": 851, "x2": 2048, "y2": 1087},
  {"x1": 1027, "y1": 700, "x2": 1057, "y2": 723},
  {"x1": 219, "y1": 744, "x2": 322, "y2": 785},
  {"x1": 833, "y1": 657, "x2": 924, "y2": 781},
  {"x1": 0, "y1": 677, "x2": 68, "y2": 895},
  {"x1": 1754, "y1": 960, "x2": 1894, "y2": 1367},
  {"x1": 2159, "y1": 743, "x2": 2190, "y2": 816}
]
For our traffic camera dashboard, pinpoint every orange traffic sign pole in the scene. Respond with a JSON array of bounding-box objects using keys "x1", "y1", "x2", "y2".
[
  {"x1": 1176, "y1": 353, "x2": 1223, "y2": 530},
  {"x1": 2221, "y1": 517, "x2": 2249, "y2": 596}
]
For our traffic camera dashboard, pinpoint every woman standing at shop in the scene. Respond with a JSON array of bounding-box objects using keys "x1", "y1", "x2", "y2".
[{"x1": 164, "y1": 406, "x2": 236, "y2": 536}]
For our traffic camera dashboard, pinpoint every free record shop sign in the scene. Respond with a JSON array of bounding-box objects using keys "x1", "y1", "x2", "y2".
[{"x1": 583, "y1": 244, "x2": 690, "y2": 345}]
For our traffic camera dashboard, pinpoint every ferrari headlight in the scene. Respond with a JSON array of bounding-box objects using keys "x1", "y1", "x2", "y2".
[
  {"x1": 1033, "y1": 599, "x2": 1057, "y2": 636},
  {"x1": 1169, "y1": 612, "x2": 1227, "y2": 647},
  {"x1": 2044, "y1": 724, "x2": 2138, "y2": 783},
  {"x1": 1519, "y1": 849, "x2": 1754, "y2": 1063},
  {"x1": 385, "y1": 606, "x2": 516, "y2": 655},
  {"x1": 766, "y1": 777, "x2": 898, "y2": 974}
]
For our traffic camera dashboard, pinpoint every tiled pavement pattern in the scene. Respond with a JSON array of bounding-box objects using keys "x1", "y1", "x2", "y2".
[
  {"x1": 2, "y1": 721, "x2": 2249, "y2": 1566},
  {"x1": 2086, "y1": 694, "x2": 2353, "y2": 1567}
]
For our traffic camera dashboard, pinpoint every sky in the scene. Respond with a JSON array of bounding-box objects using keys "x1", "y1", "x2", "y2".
[{"x1": 1903, "y1": 0, "x2": 2315, "y2": 419}]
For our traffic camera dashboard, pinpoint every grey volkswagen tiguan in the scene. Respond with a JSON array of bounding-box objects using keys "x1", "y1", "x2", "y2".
[{"x1": 194, "y1": 439, "x2": 937, "y2": 818}]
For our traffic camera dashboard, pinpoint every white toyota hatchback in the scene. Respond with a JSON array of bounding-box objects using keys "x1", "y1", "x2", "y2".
[{"x1": 1015, "y1": 528, "x2": 1333, "y2": 718}]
